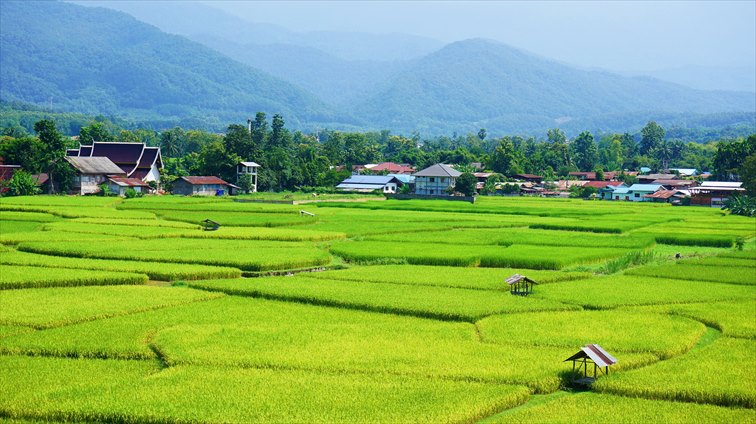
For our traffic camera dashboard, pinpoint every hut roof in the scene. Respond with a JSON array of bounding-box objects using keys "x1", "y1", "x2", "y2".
[
  {"x1": 505, "y1": 274, "x2": 538, "y2": 285},
  {"x1": 564, "y1": 344, "x2": 617, "y2": 367}
]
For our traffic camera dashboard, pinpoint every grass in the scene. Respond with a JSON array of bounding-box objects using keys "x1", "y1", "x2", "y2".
[
  {"x1": 17, "y1": 239, "x2": 333, "y2": 271},
  {"x1": 485, "y1": 392, "x2": 756, "y2": 423},
  {"x1": 625, "y1": 263, "x2": 756, "y2": 286},
  {"x1": 0, "y1": 355, "x2": 531, "y2": 424},
  {"x1": 363, "y1": 227, "x2": 655, "y2": 248},
  {"x1": 0, "y1": 250, "x2": 242, "y2": 281},
  {"x1": 330, "y1": 240, "x2": 631, "y2": 270},
  {"x1": 0, "y1": 286, "x2": 223, "y2": 329},
  {"x1": 187, "y1": 276, "x2": 580, "y2": 322},
  {"x1": 0, "y1": 296, "x2": 653, "y2": 392},
  {"x1": 534, "y1": 275, "x2": 755, "y2": 309},
  {"x1": 625, "y1": 301, "x2": 756, "y2": 339},
  {"x1": 0, "y1": 264, "x2": 148, "y2": 289},
  {"x1": 477, "y1": 310, "x2": 705, "y2": 359},
  {"x1": 594, "y1": 336, "x2": 756, "y2": 408},
  {"x1": 304, "y1": 264, "x2": 591, "y2": 291}
]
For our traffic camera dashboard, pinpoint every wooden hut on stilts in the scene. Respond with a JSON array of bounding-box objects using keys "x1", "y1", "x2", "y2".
[
  {"x1": 505, "y1": 274, "x2": 538, "y2": 296},
  {"x1": 564, "y1": 344, "x2": 617, "y2": 386}
]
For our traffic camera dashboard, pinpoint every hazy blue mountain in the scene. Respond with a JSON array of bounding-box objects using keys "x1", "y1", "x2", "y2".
[
  {"x1": 72, "y1": 1, "x2": 443, "y2": 62},
  {"x1": 354, "y1": 39, "x2": 756, "y2": 135},
  {"x1": 634, "y1": 65, "x2": 756, "y2": 93},
  {"x1": 190, "y1": 34, "x2": 408, "y2": 107},
  {"x1": 1, "y1": 1, "x2": 350, "y2": 129}
]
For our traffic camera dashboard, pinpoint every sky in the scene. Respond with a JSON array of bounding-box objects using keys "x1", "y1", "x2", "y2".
[{"x1": 204, "y1": 0, "x2": 756, "y2": 73}]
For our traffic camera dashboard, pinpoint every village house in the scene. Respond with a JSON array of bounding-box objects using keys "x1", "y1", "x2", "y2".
[
  {"x1": 643, "y1": 189, "x2": 690, "y2": 203},
  {"x1": 512, "y1": 173, "x2": 543, "y2": 183},
  {"x1": 369, "y1": 162, "x2": 416, "y2": 175},
  {"x1": 413, "y1": 164, "x2": 461, "y2": 196},
  {"x1": 66, "y1": 142, "x2": 163, "y2": 183},
  {"x1": 106, "y1": 177, "x2": 150, "y2": 197},
  {"x1": 336, "y1": 175, "x2": 403, "y2": 193},
  {"x1": 583, "y1": 181, "x2": 625, "y2": 200},
  {"x1": 598, "y1": 183, "x2": 629, "y2": 200},
  {"x1": 689, "y1": 182, "x2": 746, "y2": 207},
  {"x1": 610, "y1": 184, "x2": 663, "y2": 201},
  {"x1": 64, "y1": 156, "x2": 126, "y2": 195},
  {"x1": 637, "y1": 173, "x2": 677, "y2": 184},
  {"x1": 172, "y1": 176, "x2": 238, "y2": 196},
  {"x1": 237, "y1": 161, "x2": 260, "y2": 192},
  {"x1": 568, "y1": 171, "x2": 618, "y2": 181},
  {"x1": 651, "y1": 179, "x2": 698, "y2": 190}
]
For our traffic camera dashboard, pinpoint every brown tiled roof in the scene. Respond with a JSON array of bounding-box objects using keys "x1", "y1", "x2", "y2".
[
  {"x1": 643, "y1": 189, "x2": 679, "y2": 199},
  {"x1": 108, "y1": 177, "x2": 150, "y2": 187},
  {"x1": 370, "y1": 162, "x2": 416, "y2": 174},
  {"x1": 180, "y1": 176, "x2": 230, "y2": 185}
]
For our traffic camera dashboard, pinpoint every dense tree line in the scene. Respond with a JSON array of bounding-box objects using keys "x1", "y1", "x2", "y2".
[{"x1": 2, "y1": 115, "x2": 755, "y2": 196}]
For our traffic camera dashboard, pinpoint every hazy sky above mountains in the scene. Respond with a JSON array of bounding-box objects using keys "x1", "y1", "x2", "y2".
[{"x1": 204, "y1": 0, "x2": 755, "y2": 72}]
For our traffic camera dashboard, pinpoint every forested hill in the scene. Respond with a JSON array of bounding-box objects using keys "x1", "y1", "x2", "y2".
[
  {"x1": 1, "y1": 2, "x2": 754, "y2": 136},
  {"x1": 354, "y1": 39, "x2": 756, "y2": 134},
  {"x1": 0, "y1": 1, "x2": 349, "y2": 129}
]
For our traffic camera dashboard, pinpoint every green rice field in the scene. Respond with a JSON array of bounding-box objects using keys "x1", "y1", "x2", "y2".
[{"x1": 0, "y1": 194, "x2": 754, "y2": 422}]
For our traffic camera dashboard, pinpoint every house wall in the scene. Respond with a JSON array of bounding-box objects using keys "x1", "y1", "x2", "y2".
[
  {"x1": 72, "y1": 174, "x2": 109, "y2": 195},
  {"x1": 382, "y1": 183, "x2": 397, "y2": 194},
  {"x1": 173, "y1": 181, "x2": 228, "y2": 196},
  {"x1": 415, "y1": 176, "x2": 455, "y2": 195},
  {"x1": 144, "y1": 166, "x2": 160, "y2": 183}
]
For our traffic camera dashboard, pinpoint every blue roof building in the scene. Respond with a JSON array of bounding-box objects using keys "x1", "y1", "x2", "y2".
[{"x1": 336, "y1": 175, "x2": 404, "y2": 193}]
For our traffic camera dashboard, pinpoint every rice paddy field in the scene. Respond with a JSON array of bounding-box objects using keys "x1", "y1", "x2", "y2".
[{"x1": 0, "y1": 194, "x2": 754, "y2": 423}]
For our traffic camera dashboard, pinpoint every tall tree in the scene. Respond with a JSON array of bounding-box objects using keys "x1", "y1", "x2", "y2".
[
  {"x1": 251, "y1": 112, "x2": 268, "y2": 150},
  {"x1": 79, "y1": 122, "x2": 115, "y2": 144},
  {"x1": 34, "y1": 119, "x2": 69, "y2": 194},
  {"x1": 159, "y1": 127, "x2": 187, "y2": 157},
  {"x1": 640, "y1": 121, "x2": 665, "y2": 156},
  {"x1": 223, "y1": 124, "x2": 257, "y2": 161},
  {"x1": 571, "y1": 131, "x2": 597, "y2": 171}
]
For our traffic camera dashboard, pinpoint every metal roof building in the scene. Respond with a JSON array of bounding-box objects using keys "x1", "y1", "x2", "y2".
[
  {"x1": 336, "y1": 175, "x2": 403, "y2": 193},
  {"x1": 413, "y1": 163, "x2": 462, "y2": 178},
  {"x1": 565, "y1": 344, "x2": 618, "y2": 385}
]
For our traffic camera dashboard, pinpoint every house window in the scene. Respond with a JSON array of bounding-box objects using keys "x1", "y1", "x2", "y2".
[
  {"x1": 440, "y1": 177, "x2": 446, "y2": 183},
  {"x1": 430, "y1": 177, "x2": 435, "y2": 183},
  {"x1": 615, "y1": 196, "x2": 619, "y2": 200},
  {"x1": 634, "y1": 193, "x2": 640, "y2": 198},
  {"x1": 430, "y1": 189, "x2": 435, "y2": 195},
  {"x1": 625, "y1": 196, "x2": 630, "y2": 200}
]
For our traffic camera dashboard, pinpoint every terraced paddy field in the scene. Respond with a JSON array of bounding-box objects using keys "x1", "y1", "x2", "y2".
[{"x1": 0, "y1": 195, "x2": 754, "y2": 423}]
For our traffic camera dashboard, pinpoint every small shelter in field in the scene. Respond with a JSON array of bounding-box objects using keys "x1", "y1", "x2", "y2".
[
  {"x1": 505, "y1": 274, "x2": 538, "y2": 296},
  {"x1": 564, "y1": 344, "x2": 617, "y2": 386}
]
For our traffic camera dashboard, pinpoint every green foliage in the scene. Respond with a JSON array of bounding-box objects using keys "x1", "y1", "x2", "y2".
[
  {"x1": 723, "y1": 194, "x2": 756, "y2": 217},
  {"x1": 455, "y1": 172, "x2": 477, "y2": 196},
  {"x1": 6, "y1": 170, "x2": 40, "y2": 196},
  {"x1": 123, "y1": 188, "x2": 137, "y2": 199}
]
